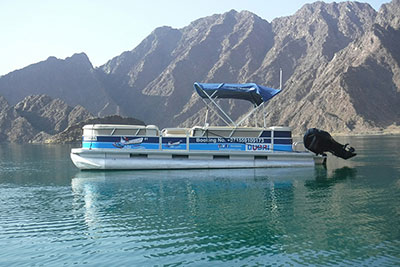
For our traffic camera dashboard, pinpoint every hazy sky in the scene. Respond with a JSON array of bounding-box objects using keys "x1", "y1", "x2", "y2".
[{"x1": 0, "y1": 0, "x2": 388, "y2": 76}]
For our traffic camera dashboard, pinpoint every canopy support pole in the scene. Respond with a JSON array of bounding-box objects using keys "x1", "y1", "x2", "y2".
[
  {"x1": 198, "y1": 96, "x2": 232, "y2": 127},
  {"x1": 237, "y1": 102, "x2": 264, "y2": 127},
  {"x1": 198, "y1": 88, "x2": 237, "y2": 127},
  {"x1": 263, "y1": 109, "x2": 267, "y2": 128},
  {"x1": 204, "y1": 108, "x2": 209, "y2": 127}
]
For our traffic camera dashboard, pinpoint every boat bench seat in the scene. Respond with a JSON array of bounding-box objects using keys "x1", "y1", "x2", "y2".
[{"x1": 162, "y1": 128, "x2": 191, "y2": 137}]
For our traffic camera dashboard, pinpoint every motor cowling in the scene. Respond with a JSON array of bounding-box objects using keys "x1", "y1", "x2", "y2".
[{"x1": 303, "y1": 128, "x2": 356, "y2": 160}]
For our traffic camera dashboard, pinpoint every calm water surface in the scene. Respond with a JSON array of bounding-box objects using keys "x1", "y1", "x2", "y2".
[{"x1": 0, "y1": 135, "x2": 399, "y2": 266}]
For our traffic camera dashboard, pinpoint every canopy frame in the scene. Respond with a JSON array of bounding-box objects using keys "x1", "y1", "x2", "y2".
[{"x1": 194, "y1": 77, "x2": 281, "y2": 128}]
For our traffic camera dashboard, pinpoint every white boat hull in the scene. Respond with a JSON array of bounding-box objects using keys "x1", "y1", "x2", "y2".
[{"x1": 71, "y1": 148, "x2": 316, "y2": 170}]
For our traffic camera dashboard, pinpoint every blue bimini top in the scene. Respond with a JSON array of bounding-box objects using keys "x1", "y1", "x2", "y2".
[{"x1": 194, "y1": 82, "x2": 281, "y2": 106}]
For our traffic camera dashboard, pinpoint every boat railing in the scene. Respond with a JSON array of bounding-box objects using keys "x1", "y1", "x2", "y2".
[
  {"x1": 190, "y1": 126, "x2": 265, "y2": 138},
  {"x1": 145, "y1": 125, "x2": 160, "y2": 136},
  {"x1": 82, "y1": 124, "x2": 160, "y2": 137},
  {"x1": 161, "y1": 128, "x2": 191, "y2": 137},
  {"x1": 292, "y1": 141, "x2": 306, "y2": 152}
]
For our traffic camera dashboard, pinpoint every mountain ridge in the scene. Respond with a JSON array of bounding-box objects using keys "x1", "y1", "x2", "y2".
[
  {"x1": 0, "y1": 1, "x2": 399, "y2": 136},
  {"x1": 0, "y1": 94, "x2": 145, "y2": 143},
  {"x1": 0, "y1": 94, "x2": 93, "y2": 143}
]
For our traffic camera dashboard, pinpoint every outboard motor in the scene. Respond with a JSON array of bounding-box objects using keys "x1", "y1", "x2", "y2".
[{"x1": 303, "y1": 128, "x2": 356, "y2": 160}]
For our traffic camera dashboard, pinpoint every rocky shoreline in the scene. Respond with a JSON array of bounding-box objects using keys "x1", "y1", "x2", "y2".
[
  {"x1": 0, "y1": 94, "x2": 398, "y2": 144},
  {"x1": 0, "y1": 94, "x2": 144, "y2": 144}
]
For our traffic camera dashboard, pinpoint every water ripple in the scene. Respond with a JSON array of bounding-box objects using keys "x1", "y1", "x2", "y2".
[{"x1": 1, "y1": 140, "x2": 400, "y2": 266}]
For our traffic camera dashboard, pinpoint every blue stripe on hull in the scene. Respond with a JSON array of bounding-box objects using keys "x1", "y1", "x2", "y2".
[
  {"x1": 82, "y1": 136, "x2": 293, "y2": 152},
  {"x1": 273, "y1": 145, "x2": 293, "y2": 152}
]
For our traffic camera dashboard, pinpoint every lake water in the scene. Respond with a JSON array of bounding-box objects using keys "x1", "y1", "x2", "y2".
[{"x1": 0, "y1": 135, "x2": 399, "y2": 266}]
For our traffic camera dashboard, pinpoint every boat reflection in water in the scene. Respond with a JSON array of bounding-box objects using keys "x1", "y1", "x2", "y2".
[
  {"x1": 70, "y1": 168, "x2": 313, "y2": 248},
  {"x1": 71, "y1": 168, "x2": 312, "y2": 223},
  {"x1": 70, "y1": 164, "x2": 394, "y2": 266}
]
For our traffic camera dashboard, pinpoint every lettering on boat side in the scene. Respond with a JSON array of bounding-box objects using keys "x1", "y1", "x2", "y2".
[
  {"x1": 195, "y1": 138, "x2": 218, "y2": 143},
  {"x1": 217, "y1": 144, "x2": 243, "y2": 150},
  {"x1": 246, "y1": 143, "x2": 271, "y2": 151},
  {"x1": 230, "y1": 137, "x2": 264, "y2": 143},
  {"x1": 193, "y1": 137, "x2": 266, "y2": 143}
]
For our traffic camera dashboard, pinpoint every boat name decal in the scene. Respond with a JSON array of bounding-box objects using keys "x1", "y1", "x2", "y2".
[{"x1": 246, "y1": 143, "x2": 271, "y2": 151}]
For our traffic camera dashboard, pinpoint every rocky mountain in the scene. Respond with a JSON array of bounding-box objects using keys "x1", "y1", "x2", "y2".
[
  {"x1": 0, "y1": 53, "x2": 119, "y2": 116},
  {"x1": 256, "y1": 0, "x2": 400, "y2": 133},
  {"x1": 0, "y1": 1, "x2": 399, "y2": 135},
  {"x1": 0, "y1": 94, "x2": 93, "y2": 143},
  {"x1": 0, "y1": 94, "x2": 144, "y2": 143}
]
